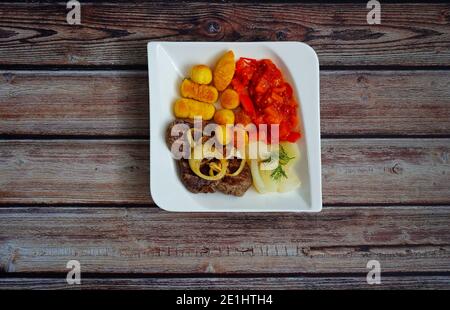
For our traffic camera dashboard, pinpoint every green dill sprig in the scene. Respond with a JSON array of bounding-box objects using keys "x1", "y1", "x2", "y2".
[
  {"x1": 271, "y1": 165, "x2": 288, "y2": 181},
  {"x1": 278, "y1": 145, "x2": 294, "y2": 166},
  {"x1": 263, "y1": 145, "x2": 295, "y2": 181}
]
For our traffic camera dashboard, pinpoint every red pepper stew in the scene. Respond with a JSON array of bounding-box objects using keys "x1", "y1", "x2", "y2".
[{"x1": 231, "y1": 57, "x2": 301, "y2": 143}]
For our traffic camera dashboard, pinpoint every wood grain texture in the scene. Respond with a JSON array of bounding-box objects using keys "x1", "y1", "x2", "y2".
[
  {"x1": 321, "y1": 71, "x2": 450, "y2": 136},
  {"x1": 1, "y1": 70, "x2": 449, "y2": 136},
  {"x1": 1, "y1": 275, "x2": 449, "y2": 290},
  {"x1": 322, "y1": 139, "x2": 450, "y2": 204},
  {"x1": 0, "y1": 139, "x2": 449, "y2": 204},
  {"x1": 0, "y1": 71, "x2": 148, "y2": 136},
  {"x1": 0, "y1": 3, "x2": 449, "y2": 66},
  {"x1": 0, "y1": 206, "x2": 449, "y2": 274},
  {"x1": 0, "y1": 140, "x2": 149, "y2": 204}
]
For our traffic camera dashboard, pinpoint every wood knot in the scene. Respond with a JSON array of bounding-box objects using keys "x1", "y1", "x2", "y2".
[
  {"x1": 206, "y1": 21, "x2": 221, "y2": 34},
  {"x1": 390, "y1": 163, "x2": 403, "y2": 175},
  {"x1": 128, "y1": 165, "x2": 139, "y2": 171},
  {"x1": 301, "y1": 247, "x2": 311, "y2": 256},
  {"x1": 205, "y1": 263, "x2": 215, "y2": 273},
  {"x1": 276, "y1": 30, "x2": 287, "y2": 41},
  {"x1": 199, "y1": 246, "x2": 210, "y2": 255},
  {"x1": 357, "y1": 75, "x2": 369, "y2": 84},
  {"x1": 0, "y1": 28, "x2": 17, "y2": 40},
  {"x1": 67, "y1": 54, "x2": 78, "y2": 63},
  {"x1": 3, "y1": 72, "x2": 15, "y2": 83}
]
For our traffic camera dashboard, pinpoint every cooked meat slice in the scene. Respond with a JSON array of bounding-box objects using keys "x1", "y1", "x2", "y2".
[
  {"x1": 178, "y1": 159, "x2": 218, "y2": 194},
  {"x1": 167, "y1": 119, "x2": 252, "y2": 197},
  {"x1": 216, "y1": 159, "x2": 252, "y2": 197}
]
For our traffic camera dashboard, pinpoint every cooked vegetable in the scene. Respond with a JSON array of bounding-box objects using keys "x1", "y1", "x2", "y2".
[
  {"x1": 173, "y1": 98, "x2": 215, "y2": 120},
  {"x1": 277, "y1": 169, "x2": 300, "y2": 193},
  {"x1": 191, "y1": 65, "x2": 212, "y2": 85},
  {"x1": 260, "y1": 169, "x2": 278, "y2": 192},
  {"x1": 181, "y1": 79, "x2": 218, "y2": 104},
  {"x1": 279, "y1": 142, "x2": 300, "y2": 170},
  {"x1": 235, "y1": 109, "x2": 252, "y2": 125},
  {"x1": 213, "y1": 50, "x2": 236, "y2": 91},
  {"x1": 189, "y1": 157, "x2": 229, "y2": 181},
  {"x1": 249, "y1": 142, "x2": 301, "y2": 194},
  {"x1": 214, "y1": 109, "x2": 235, "y2": 125},
  {"x1": 170, "y1": 50, "x2": 303, "y2": 196},
  {"x1": 262, "y1": 144, "x2": 293, "y2": 181},
  {"x1": 239, "y1": 92, "x2": 256, "y2": 116},
  {"x1": 250, "y1": 159, "x2": 267, "y2": 193},
  {"x1": 285, "y1": 132, "x2": 302, "y2": 143},
  {"x1": 220, "y1": 89, "x2": 240, "y2": 109},
  {"x1": 231, "y1": 57, "x2": 301, "y2": 143}
]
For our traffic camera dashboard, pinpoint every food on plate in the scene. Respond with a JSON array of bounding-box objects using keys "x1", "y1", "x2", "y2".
[
  {"x1": 181, "y1": 79, "x2": 218, "y2": 104},
  {"x1": 220, "y1": 89, "x2": 240, "y2": 109},
  {"x1": 166, "y1": 120, "x2": 252, "y2": 196},
  {"x1": 234, "y1": 109, "x2": 252, "y2": 126},
  {"x1": 191, "y1": 65, "x2": 212, "y2": 84},
  {"x1": 214, "y1": 109, "x2": 235, "y2": 125},
  {"x1": 232, "y1": 58, "x2": 301, "y2": 143},
  {"x1": 213, "y1": 50, "x2": 236, "y2": 91},
  {"x1": 249, "y1": 141, "x2": 300, "y2": 194},
  {"x1": 173, "y1": 98, "x2": 215, "y2": 120},
  {"x1": 215, "y1": 158, "x2": 252, "y2": 196},
  {"x1": 167, "y1": 51, "x2": 302, "y2": 197},
  {"x1": 189, "y1": 153, "x2": 229, "y2": 181}
]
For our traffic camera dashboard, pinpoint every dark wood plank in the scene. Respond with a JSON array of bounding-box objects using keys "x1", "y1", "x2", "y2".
[
  {"x1": 0, "y1": 206, "x2": 449, "y2": 274},
  {"x1": 0, "y1": 140, "x2": 149, "y2": 204},
  {"x1": 0, "y1": 139, "x2": 449, "y2": 204},
  {"x1": 322, "y1": 139, "x2": 450, "y2": 204},
  {"x1": 1, "y1": 275, "x2": 449, "y2": 290},
  {"x1": 0, "y1": 3, "x2": 449, "y2": 66},
  {"x1": 1, "y1": 70, "x2": 449, "y2": 136},
  {"x1": 321, "y1": 71, "x2": 450, "y2": 136},
  {"x1": 0, "y1": 71, "x2": 148, "y2": 136}
]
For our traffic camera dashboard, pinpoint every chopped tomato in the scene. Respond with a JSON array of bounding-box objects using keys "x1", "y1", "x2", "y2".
[
  {"x1": 232, "y1": 57, "x2": 301, "y2": 143},
  {"x1": 239, "y1": 92, "x2": 256, "y2": 116},
  {"x1": 255, "y1": 78, "x2": 270, "y2": 94},
  {"x1": 235, "y1": 109, "x2": 252, "y2": 126},
  {"x1": 233, "y1": 57, "x2": 257, "y2": 88},
  {"x1": 263, "y1": 105, "x2": 282, "y2": 124},
  {"x1": 279, "y1": 121, "x2": 291, "y2": 140},
  {"x1": 285, "y1": 131, "x2": 302, "y2": 143},
  {"x1": 284, "y1": 83, "x2": 293, "y2": 99}
]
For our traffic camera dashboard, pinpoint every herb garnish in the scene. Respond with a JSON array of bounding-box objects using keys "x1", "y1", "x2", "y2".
[{"x1": 262, "y1": 145, "x2": 294, "y2": 181}]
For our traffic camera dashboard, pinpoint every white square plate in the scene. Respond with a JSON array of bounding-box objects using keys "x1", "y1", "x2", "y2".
[{"x1": 148, "y1": 41, "x2": 321, "y2": 212}]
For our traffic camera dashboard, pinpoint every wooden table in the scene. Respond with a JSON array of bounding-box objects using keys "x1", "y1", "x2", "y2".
[{"x1": 0, "y1": 1, "x2": 449, "y2": 290}]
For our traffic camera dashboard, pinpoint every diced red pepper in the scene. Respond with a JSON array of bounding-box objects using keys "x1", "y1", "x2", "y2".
[
  {"x1": 284, "y1": 83, "x2": 293, "y2": 99},
  {"x1": 263, "y1": 105, "x2": 282, "y2": 124},
  {"x1": 255, "y1": 78, "x2": 270, "y2": 94},
  {"x1": 235, "y1": 110, "x2": 252, "y2": 126},
  {"x1": 285, "y1": 131, "x2": 302, "y2": 143},
  {"x1": 239, "y1": 92, "x2": 256, "y2": 116},
  {"x1": 232, "y1": 57, "x2": 302, "y2": 145}
]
